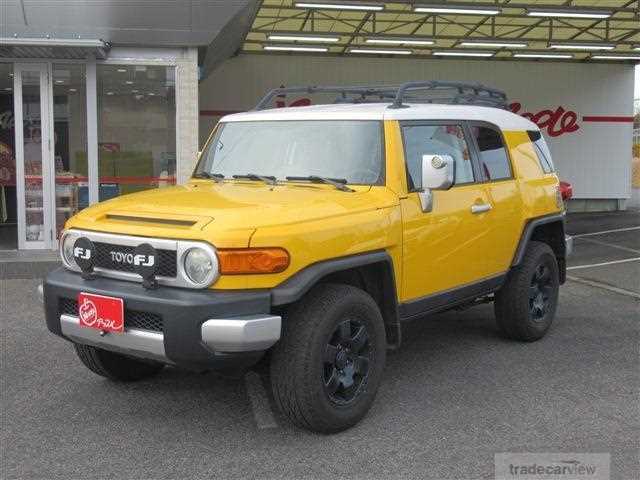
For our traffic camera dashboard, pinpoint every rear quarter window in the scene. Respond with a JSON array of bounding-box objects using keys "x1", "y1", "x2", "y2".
[
  {"x1": 469, "y1": 125, "x2": 512, "y2": 181},
  {"x1": 527, "y1": 130, "x2": 555, "y2": 173}
]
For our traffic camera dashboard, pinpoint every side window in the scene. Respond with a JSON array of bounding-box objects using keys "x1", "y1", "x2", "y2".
[
  {"x1": 527, "y1": 130, "x2": 555, "y2": 173},
  {"x1": 401, "y1": 124, "x2": 474, "y2": 190},
  {"x1": 470, "y1": 125, "x2": 512, "y2": 181}
]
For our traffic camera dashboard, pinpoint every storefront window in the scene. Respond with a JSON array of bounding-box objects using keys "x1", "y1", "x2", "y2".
[
  {"x1": 52, "y1": 64, "x2": 88, "y2": 239},
  {"x1": 96, "y1": 65, "x2": 176, "y2": 201},
  {"x1": 21, "y1": 70, "x2": 45, "y2": 243},
  {"x1": 0, "y1": 63, "x2": 16, "y2": 250}
]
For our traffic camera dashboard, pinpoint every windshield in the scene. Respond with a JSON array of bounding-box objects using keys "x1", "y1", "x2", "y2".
[{"x1": 195, "y1": 120, "x2": 384, "y2": 185}]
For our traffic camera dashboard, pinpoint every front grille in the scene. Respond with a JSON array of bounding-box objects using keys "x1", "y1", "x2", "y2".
[
  {"x1": 59, "y1": 298, "x2": 164, "y2": 333},
  {"x1": 93, "y1": 242, "x2": 177, "y2": 278}
]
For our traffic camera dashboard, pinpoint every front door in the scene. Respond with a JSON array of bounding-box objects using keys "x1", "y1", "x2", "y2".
[
  {"x1": 14, "y1": 63, "x2": 54, "y2": 249},
  {"x1": 398, "y1": 122, "x2": 498, "y2": 304}
]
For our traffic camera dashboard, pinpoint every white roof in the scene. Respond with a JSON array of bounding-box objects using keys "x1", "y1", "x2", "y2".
[{"x1": 222, "y1": 103, "x2": 539, "y2": 131}]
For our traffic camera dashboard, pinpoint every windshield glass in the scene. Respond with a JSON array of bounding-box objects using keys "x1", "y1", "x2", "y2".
[{"x1": 195, "y1": 120, "x2": 384, "y2": 185}]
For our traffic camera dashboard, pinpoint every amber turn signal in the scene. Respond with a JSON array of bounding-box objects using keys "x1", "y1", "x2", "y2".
[{"x1": 217, "y1": 248, "x2": 290, "y2": 275}]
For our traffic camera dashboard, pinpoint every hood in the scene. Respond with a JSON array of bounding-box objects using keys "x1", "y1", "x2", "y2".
[{"x1": 69, "y1": 181, "x2": 398, "y2": 238}]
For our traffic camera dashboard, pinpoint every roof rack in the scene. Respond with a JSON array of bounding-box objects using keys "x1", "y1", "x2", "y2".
[{"x1": 253, "y1": 81, "x2": 508, "y2": 111}]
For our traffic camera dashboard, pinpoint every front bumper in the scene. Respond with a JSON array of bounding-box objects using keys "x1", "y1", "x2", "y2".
[{"x1": 43, "y1": 268, "x2": 281, "y2": 370}]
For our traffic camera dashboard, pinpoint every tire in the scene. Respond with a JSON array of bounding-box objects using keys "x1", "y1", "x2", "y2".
[
  {"x1": 74, "y1": 343, "x2": 164, "y2": 381},
  {"x1": 270, "y1": 283, "x2": 387, "y2": 433},
  {"x1": 494, "y1": 241, "x2": 560, "y2": 342}
]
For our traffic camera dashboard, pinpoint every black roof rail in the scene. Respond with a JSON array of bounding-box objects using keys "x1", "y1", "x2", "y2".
[
  {"x1": 253, "y1": 81, "x2": 508, "y2": 111},
  {"x1": 389, "y1": 81, "x2": 507, "y2": 109}
]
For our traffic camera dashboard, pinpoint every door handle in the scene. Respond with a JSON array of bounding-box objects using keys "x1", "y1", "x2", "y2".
[{"x1": 471, "y1": 203, "x2": 492, "y2": 214}]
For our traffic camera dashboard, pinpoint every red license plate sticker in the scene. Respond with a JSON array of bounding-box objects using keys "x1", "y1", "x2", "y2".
[{"x1": 77, "y1": 292, "x2": 124, "y2": 334}]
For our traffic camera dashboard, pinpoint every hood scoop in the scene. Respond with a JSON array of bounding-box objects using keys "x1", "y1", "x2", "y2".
[
  {"x1": 106, "y1": 214, "x2": 196, "y2": 227},
  {"x1": 99, "y1": 210, "x2": 213, "y2": 231}
]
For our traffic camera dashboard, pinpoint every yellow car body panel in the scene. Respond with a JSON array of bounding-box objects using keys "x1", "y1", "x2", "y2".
[{"x1": 63, "y1": 120, "x2": 561, "y2": 303}]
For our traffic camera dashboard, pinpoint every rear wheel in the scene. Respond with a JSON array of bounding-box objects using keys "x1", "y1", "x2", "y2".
[
  {"x1": 270, "y1": 283, "x2": 386, "y2": 433},
  {"x1": 74, "y1": 344, "x2": 164, "y2": 381},
  {"x1": 494, "y1": 241, "x2": 559, "y2": 341}
]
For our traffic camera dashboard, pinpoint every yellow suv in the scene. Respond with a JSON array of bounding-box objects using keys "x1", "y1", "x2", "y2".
[{"x1": 43, "y1": 82, "x2": 572, "y2": 433}]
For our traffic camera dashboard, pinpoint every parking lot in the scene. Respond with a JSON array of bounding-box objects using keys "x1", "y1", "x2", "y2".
[{"x1": 1, "y1": 212, "x2": 638, "y2": 480}]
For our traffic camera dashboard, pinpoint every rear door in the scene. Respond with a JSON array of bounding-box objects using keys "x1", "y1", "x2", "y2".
[
  {"x1": 399, "y1": 121, "x2": 498, "y2": 304},
  {"x1": 467, "y1": 122, "x2": 524, "y2": 275}
]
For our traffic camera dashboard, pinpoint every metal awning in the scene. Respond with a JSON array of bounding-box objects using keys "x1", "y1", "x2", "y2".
[
  {"x1": 243, "y1": 0, "x2": 640, "y2": 63},
  {"x1": 0, "y1": 38, "x2": 111, "y2": 60}
]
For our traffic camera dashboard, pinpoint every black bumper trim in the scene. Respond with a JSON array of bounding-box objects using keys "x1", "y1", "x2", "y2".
[{"x1": 44, "y1": 268, "x2": 271, "y2": 370}]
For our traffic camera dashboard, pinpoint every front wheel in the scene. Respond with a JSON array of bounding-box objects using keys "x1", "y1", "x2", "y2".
[
  {"x1": 270, "y1": 283, "x2": 387, "y2": 433},
  {"x1": 494, "y1": 241, "x2": 560, "y2": 342}
]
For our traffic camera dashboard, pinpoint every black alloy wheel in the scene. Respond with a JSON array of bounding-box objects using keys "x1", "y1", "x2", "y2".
[
  {"x1": 323, "y1": 319, "x2": 370, "y2": 405},
  {"x1": 529, "y1": 263, "x2": 552, "y2": 322}
]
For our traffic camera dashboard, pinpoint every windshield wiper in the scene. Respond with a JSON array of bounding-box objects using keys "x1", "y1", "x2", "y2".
[
  {"x1": 286, "y1": 175, "x2": 355, "y2": 192},
  {"x1": 233, "y1": 173, "x2": 278, "y2": 186},
  {"x1": 193, "y1": 172, "x2": 225, "y2": 183}
]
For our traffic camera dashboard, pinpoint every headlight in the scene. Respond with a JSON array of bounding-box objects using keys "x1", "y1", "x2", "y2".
[
  {"x1": 183, "y1": 247, "x2": 216, "y2": 286},
  {"x1": 59, "y1": 231, "x2": 80, "y2": 269}
]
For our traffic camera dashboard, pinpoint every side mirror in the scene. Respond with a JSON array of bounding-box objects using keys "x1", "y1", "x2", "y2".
[{"x1": 419, "y1": 154, "x2": 455, "y2": 212}]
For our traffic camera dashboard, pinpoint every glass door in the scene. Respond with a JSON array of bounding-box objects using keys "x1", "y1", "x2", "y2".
[
  {"x1": 51, "y1": 64, "x2": 88, "y2": 241},
  {"x1": 14, "y1": 63, "x2": 53, "y2": 249}
]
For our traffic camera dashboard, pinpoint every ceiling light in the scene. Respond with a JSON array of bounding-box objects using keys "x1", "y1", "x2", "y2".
[
  {"x1": 4, "y1": 87, "x2": 12, "y2": 91},
  {"x1": 366, "y1": 37, "x2": 434, "y2": 46},
  {"x1": 55, "y1": 80, "x2": 64, "y2": 84},
  {"x1": 414, "y1": 5, "x2": 501, "y2": 15},
  {"x1": 513, "y1": 53, "x2": 574, "y2": 59},
  {"x1": 348, "y1": 48, "x2": 412, "y2": 55},
  {"x1": 526, "y1": 8, "x2": 611, "y2": 19},
  {"x1": 125, "y1": 81, "x2": 134, "y2": 85},
  {"x1": 117, "y1": 68, "x2": 127, "y2": 73},
  {"x1": 267, "y1": 34, "x2": 340, "y2": 43},
  {"x1": 106, "y1": 91, "x2": 114, "y2": 95},
  {"x1": 295, "y1": 2, "x2": 384, "y2": 11},
  {"x1": 549, "y1": 43, "x2": 615, "y2": 51},
  {"x1": 634, "y1": 46, "x2": 640, "y2": 51},
  {"x1": 131, "y1": 89, "x2": 139, "y2": 93},
  {"x1": 459, "y1": 41, "x2": 527, "y2": 48},
  {"x1": 432, "y1": 50, "x2": 494, "y2": 57},
  {"x1": 147, "y1": 92, "x2": 155, "y2": 96},
  {"x1": 68, "y1": 88, "x2": 77, "y2": 92},
  {"x1": 591, "y1": 54, "x2": 640, "y2": 61},
  {"x1": 263, "y1": 45, "x2": 329, "y2": 53}
]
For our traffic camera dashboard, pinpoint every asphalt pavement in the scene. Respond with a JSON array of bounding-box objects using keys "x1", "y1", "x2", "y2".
[{"x1": 1, "y1": 212, "x2": 638, "y2": 480}]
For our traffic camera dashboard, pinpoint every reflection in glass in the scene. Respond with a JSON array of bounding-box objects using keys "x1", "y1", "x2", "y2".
[
  {"x1": 21, "y1": 70, "x2": 45, "y2": 243},
  {"x1": 53, "y1": 64, "x2": 88, "y2": 239},
  {"x1": 0, "y1": 63, "x2": 16, "y2": 250},
  {"x1": 97, "y1": 65, "x2": 176, "y2": 201}
]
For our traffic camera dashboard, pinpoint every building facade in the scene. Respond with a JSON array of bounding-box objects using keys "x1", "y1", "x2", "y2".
[
  {"x1": 0, "y1": 0, "x2": 253, "y2": 250},
  {"x1": 199, "y1": 54, "x2": 636, "y2": 213}
]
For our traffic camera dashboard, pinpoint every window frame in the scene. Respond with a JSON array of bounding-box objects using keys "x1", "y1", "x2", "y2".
[
  {"x1": 466, "y1": 120, "x2": 515, "y2": 184},
  {"x1": 527, "y1": 129, "x2": 555, "y2": 174},
  {"x1": 399, "y1": 120, "x2": 483, "y2": 193}
]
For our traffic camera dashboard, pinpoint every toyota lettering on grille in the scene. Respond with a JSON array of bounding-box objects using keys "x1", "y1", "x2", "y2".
[{"x1": 110, "y1": 251, "x2": 155, "y2": 267}]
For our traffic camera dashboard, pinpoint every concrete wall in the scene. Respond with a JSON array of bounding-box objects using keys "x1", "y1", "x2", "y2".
[
  {"x1": 200, "y1": 54, "x2": 635, "y2": 205},
  {"x1": 176, "y1": 47, "x2": 199, "y2": 183}
]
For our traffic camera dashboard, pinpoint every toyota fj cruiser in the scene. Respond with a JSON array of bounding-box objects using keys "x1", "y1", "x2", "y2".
[{"x1": 42, "y1": 82, "x2": 572, "y2": 433}]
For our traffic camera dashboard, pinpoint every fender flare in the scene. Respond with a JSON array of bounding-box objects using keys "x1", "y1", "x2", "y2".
[
  {"x1": 271, "y1": 250, "x2": 397, "y2": 307},
  {"x1": 511, "y1": 213, "x2": 566, "y2": 267}
]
